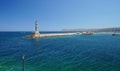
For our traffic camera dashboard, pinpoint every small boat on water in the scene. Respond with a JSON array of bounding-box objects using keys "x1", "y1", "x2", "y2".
[
  {"x1": 112, "y1": 33, "x2": 120, "y2": 36},
  {"x1": 112, "y1": 28, "x2": 120, "y2": 36}
]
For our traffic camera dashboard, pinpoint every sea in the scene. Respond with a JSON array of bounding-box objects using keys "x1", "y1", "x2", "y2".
[{"x1": 0, "y1": 32, "x2": 120, "y2": 71}]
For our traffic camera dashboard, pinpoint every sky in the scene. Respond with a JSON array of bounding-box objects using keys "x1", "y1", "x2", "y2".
[{"x1": 0, "y1": 0, "x2": 120, "y2": 31}]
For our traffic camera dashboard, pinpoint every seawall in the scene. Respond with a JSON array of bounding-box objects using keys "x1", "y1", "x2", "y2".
[{"x1": 25, "y1": 33, "x2": 77, "y2": 38}]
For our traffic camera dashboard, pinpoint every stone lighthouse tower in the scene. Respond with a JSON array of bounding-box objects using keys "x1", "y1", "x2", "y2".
[
  {"x1": 35, "y1": 20, "x2": 39, "y2": 33},
  {"x1": 32, "y1": 20, "x2": 40, "y2": 38}
]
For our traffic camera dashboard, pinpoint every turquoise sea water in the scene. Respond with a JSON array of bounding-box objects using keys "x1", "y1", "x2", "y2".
[{"x1": 0, "y1": 32, "x2": 120, "y2": 71}]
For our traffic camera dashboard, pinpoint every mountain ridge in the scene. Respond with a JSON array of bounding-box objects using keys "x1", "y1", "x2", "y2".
[{"x1": 62, "y1": 27, "x2": 120, "y2": 32}]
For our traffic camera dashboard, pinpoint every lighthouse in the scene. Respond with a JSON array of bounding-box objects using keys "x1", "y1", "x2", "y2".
[
  {"x1": 25, "y1": 20, "x2": 76, "y2": 38},
  {"x1": 35, "y1": 20, "x2": 39, "y2": 33},
  {"x1": 32, "y1": 20, "x2": 40, "y2": 38}
]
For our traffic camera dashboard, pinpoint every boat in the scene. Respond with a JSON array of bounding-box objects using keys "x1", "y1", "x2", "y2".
[
  {"x1": 112, "y1": 28, "x2": 120, "y2": 36},
  {"x1": 112, "y1": 33, "x2": 120, "y2": 36}
]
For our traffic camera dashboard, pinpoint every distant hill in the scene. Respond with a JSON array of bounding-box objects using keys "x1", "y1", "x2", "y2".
[{"x1": 62, "y1": 27, "x2": 120, "y2": 32}]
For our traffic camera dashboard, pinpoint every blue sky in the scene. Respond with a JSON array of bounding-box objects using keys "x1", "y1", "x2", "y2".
[{"x1": 0, "y1": 0, "x2": 120, "y2": 31}]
